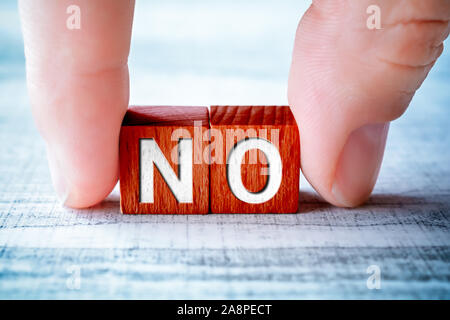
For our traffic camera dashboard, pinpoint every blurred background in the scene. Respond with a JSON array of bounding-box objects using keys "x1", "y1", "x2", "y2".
[
  {"x1": 0, "y1": 0, "x2": 310, "y2": 106},
  {"x1": 129, "y1": 0, "x2": 309, "y2": 105}
]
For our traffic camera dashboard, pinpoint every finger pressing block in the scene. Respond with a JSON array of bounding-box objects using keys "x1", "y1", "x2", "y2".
[
  {"x1": 119, "y1": 106, "x2": 210, "y2": 214},
  {"x1": 210, "y1": 106, "x2": 300, "y2": 213}
]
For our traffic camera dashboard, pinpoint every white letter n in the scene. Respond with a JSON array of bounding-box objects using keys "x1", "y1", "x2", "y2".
[{"x1": 140, "y1": 139, "x2": 193, "y2": 203}]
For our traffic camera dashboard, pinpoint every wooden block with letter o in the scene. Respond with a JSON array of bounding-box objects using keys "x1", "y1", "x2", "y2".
[
  {"x1": 209, "y1": 106, "x2": 300, "y2": 213},
  {"x1": 119, "y1": 106, "x2": 210, "y2": 214}
]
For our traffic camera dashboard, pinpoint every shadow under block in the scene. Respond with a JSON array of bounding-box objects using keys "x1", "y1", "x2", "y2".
[
  {"x1": 210, "y1": 106, "x2": 300, "y2": 213},
  {"x1": 120, "y1": 106, "x2": 210, "y2": 214}
]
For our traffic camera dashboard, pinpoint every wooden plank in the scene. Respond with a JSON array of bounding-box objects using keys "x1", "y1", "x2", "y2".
[{"x1": 1, "y1": 246, "x2": 449, "y2": 299}]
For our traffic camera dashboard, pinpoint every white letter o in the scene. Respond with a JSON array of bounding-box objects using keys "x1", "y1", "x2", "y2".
[{"x1": 227, "y1": 138, "x2": 282, "y2": 204}]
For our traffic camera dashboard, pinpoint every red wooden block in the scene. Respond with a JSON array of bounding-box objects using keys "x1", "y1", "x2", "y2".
[
  {"x1": 119, "y1": 106, "x2": 209, "y2": 214},
  {"x1": 210, "y1": 106, "x2": 300, "y2": 213}
]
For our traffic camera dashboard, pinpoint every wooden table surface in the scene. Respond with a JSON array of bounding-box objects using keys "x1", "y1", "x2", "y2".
[{"x1": 0, "y1": 0, "x2": 449, "y2": 299}]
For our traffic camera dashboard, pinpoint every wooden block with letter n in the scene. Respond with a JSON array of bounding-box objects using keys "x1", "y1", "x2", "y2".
[
  {"x1": 209, "y1": 106, "x2": 300, "y2": 213},
  {"x1": 119, "y1": 106, "x2": 209, "y2": 214}
]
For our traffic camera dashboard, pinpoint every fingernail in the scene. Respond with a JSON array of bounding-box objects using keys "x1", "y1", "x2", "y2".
[
  {"x1": 46, "y1": 146, "x2": 70, "y2": 207},
  {"x1": 332, "y1": 122, "x2": 389, "y2": 207}
]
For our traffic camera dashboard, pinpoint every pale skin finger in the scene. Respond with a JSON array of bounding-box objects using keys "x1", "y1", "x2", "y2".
[
  {"x1": 19, "y1": 0, "x2": 135, "y2": 208},
  {"x1": 288, "y1": 0, "x2": 450, "y2": 207}
]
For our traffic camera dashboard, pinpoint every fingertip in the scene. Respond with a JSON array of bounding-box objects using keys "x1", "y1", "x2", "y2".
[
  {"x1": 63, "y1": 178, "x2": 118, "y2": 209},
  {"x1": 48, "y1": 145, "x2": 119, "y2": 209},
  {"x1": 331, "y1": 123, "x2": 389, "y2": 208},
  {"x1": 59, "y1": 167, "x2": 119, "y2": 209}
]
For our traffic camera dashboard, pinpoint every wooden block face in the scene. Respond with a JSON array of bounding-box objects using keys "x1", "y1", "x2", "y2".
[
  {"x1": 210, "y1": 106, "x2": 300, "y2": 213},
  {"x1": 120, "y1": 106, "x2": 209, "y2": 214}
]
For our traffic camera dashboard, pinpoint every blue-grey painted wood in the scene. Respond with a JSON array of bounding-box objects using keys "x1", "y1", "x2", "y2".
[{"x1": 0, "y1": 0, "x2": 449, "y2": 299}]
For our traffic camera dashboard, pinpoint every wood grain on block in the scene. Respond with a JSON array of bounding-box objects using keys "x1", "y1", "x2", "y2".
[
  {"x1": 210, "y1": 106, "x2": 300, "y2": 213},
  {"x1": 120, "y1": 106, "x2": 210, "y2": 214}
]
